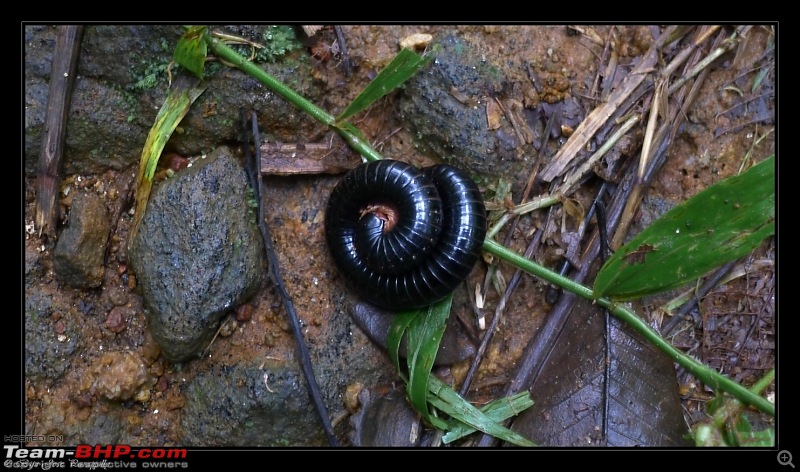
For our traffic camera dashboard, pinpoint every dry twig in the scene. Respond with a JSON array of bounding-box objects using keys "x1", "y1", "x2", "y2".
[
  {"x1": 35, "y1": 25, "x2": 83, "y2": 238},
  {"x1": 539, "y1": 26, "x2": 679, "y2": 183}
]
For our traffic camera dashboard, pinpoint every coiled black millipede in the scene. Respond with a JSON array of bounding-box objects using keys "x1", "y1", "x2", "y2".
[{"x1": 325, "y1": 159, "x2": 487, "y2": 310}]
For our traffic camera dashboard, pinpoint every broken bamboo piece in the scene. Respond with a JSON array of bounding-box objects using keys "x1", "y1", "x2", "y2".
[{"x1": 35, "y1": 25, "x2": 83, "y2": 238}]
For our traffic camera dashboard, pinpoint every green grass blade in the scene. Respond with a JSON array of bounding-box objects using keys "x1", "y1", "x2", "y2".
[
  {"x1": 594, "y1": 156, "x2": 774, "y2": 300},
  {"x1": 129, "y1": 77, "x2": 206, "y2": 247},
  {"x1": 386, "y1": 309, "x2": 422, "y2": 381},
  {"x1": 427, "y1": 376, "x2": 536, "y2": 447},
  {"x1": 441, "y1": 391, "x2": 534, "y2": 443},
  {"x1": 335, "y1": 48, "x2": 431, "y2": 123},
  {"x1": 174, "y1": 26, "x2": 208, "y2": 79},
  {"x1": 405, "y1": 296, "x2": 451, "y2": 419},
  {"x1": 387, "y1": 296, "x2": 536, "y2": 444}
]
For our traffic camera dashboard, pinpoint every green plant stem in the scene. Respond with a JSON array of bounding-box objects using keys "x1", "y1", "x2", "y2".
[
  {"x1": 751, "y1": 369, "x2": 775, "y2": 396},
  {"x1": 482, "y1": 239, "x2": 774, "y2": 416},
  {"x1": 203, "y1": 33, "x2": 383, "y2": 163},
  {"x1": 202, "y1": 31, "x2": 774, "y2": 418}
]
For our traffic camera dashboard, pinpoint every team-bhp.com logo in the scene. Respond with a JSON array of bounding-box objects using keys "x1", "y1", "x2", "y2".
[{"x1": 4, "y1": 444, "x2": 188, "y2": 469}]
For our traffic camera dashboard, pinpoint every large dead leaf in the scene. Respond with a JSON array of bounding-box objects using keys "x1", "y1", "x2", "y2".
[{"x1": 509, "y1": 292, "x2": 690, "y2": 446}]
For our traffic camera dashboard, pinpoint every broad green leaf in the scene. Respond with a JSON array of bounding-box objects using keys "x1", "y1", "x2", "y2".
[
  {"x1": 427, "y1": 376, "x2": 536, "y2": 447},
  {"x1": 335, "y1": 48, "x2": 431, "y2": 123},
  {"x1": 405, "y1": 296, "x2": 451, "y2": 419},
  {"x1": 174, "y1": 26, "x2": 208, "y2": 79},
  {"x1": 594, "y1": 155, "x2": 774, "y2": 300}
]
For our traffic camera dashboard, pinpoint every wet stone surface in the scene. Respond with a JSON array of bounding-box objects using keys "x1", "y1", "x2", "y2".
[
  {"x1": 129, "y1": 146, "x2": 266, "y2": 362},
  {"x1": 398, "y1": 34, "x2": 530, "y2": 187},
  {"x1": 53, "y1": 191, "x2": 110, "y2": 289},
  {"x1": 180, "y1": 361, "x2": 326, "y2": 447},
  {"x1": 25, "y1": 289, "x2": 81, "y2": 381}
]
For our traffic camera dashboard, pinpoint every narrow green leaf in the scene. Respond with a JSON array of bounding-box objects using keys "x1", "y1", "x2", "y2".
[
  {"x1": 441, "y1": 392, "x2": 534, "y2": 443},
  {"x1": 143, "y1": 85, "x2": 206, "y2": 181},
  {"x1": 129, "y1": 77, "x2": 206, "y2": 247},
  {"x1": 594, "y1": 156, "x2": 774, "y2": 300},
  {"x1": 174, "y1": 26, "x2": 208, "y2": 79},
  {"x1": 427, "y1": 377, "x2": 536, "y2": 447},
  {"x1": 735, "y1": 423, "x2": 775, "y2": 447},
  {"x1": 387, "y1": 296, "x2": 536, "y2": 445},
  {"x1": 335, "y1": 48, "x2": 431, "y2": 123},
  {"x1": 405, "y1": 296, "x2": 451, "y2": 419},
  {"x1": 386, "y1": 309, "x2": 422, "y2": 381}
]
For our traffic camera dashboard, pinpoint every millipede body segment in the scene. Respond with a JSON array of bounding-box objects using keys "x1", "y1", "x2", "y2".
[{"x1": 325, "y1": 159, "x2": 487, "y2": 310}]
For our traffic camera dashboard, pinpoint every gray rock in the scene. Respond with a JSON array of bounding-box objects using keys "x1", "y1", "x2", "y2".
[
  {"x1": 180, "y1": 361, "x2": 329, "y2": 447},
  {"x1": 53, "y1": 192, "x2": 110, "y2": 288},
  {"x1": 178, "y1": 288, "x2": 402, "y2": 446},
  {"x1": 129, "y1": 146, "x2": 265, "y2": 362},
  {"x1": 76, "y1": 405, "x2": 124, "y2": 445},
  {"x1": 398, "y1": 34, "x2": 533, "y2": 188},
  {"x1": 24, "y1": 25, "x2": 324, "y2": 177},
  {"x1": 25, "y1": 244, "x2": 43, "y2": 288},
  {"x1": 25, "y1": 289, "x2": 81, "y2": 381}
]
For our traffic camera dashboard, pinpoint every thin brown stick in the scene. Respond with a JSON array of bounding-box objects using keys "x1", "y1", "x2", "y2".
[
  {"x1": 599, "y1": 27, "x2": 617, "y2": 102},
  {"x1": 35, "y1": 25, "x2": 83, "y2": 238},
  {"x1": 459, "y1": 233, "x2": 540, "y2": 398},
  {"x1": 242, "y1": 110, "x2": 339, "y2": 447},
  {"x1": 333, "y1": 26, "x2": 352, "y2": 77},
  {"x1": 660, "y1": 260, "x2": 739, "y2": 336},
  {"x1": 667, "y1": 26, "x2": 749, "y2": 97}
]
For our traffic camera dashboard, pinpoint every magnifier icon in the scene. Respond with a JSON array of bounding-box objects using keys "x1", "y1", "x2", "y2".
[{"x1": 779, "y1": 450, "x2": 795, "y2": 468}]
